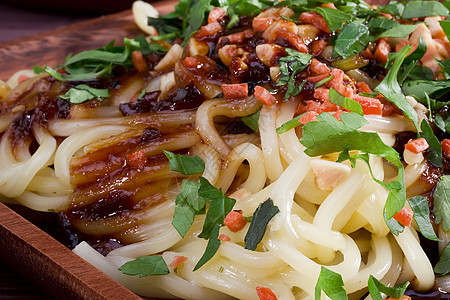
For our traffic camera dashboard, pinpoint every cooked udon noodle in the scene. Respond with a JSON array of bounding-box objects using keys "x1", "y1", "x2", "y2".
[{"x1": 0, "y1": 0, "x2": 448, "y2": 299}]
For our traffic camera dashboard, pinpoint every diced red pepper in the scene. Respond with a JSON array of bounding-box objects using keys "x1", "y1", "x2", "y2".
[
  {"x1": 360, "y1": 48, "x2": 374, "y2": 60},
  {"x1": 254, "y1": 86, "x2": 276, "y2": 106},
  {"x1": 321, "y1": 2, "x2": 336, "y2": 9},
  {"x1": 221, "y1": 83, "x2": 249, "y2": 99},
  {"x1": 224, "y1": 210, "x2": 247, "y2": 232},
  {"x1": 195, "y1": 21, "x2": 222, "y2": 38},
  {"x1": 374, "y1": 39, "x2": 391, "y2": 64},
  {"x1": 170, "y1": 255, "x2": 188, "y2": 269},
  {"x1": 393, "y1": 207, "x2": 414, "y2": 227},
  {"x1": 310, "y1": 58, "x2": 330, "y2": 75},
  {"x1": 208, "y1": 7, "x2": 226, "y2": 24},
  {"x1": 299, "y1": 11, "x2": 330, "y2": 33},
  {"x1": 126, "y1": 150, "x2": 147, "y2": 169},
  {"x1": 132, "y1": 51, "x2": 148, "y2": 73},
  {"x1": 256, "y1": 286, "x2": 278, "y2": 300},
  {"x1": 356, "y1": 81, "x2": 372, "y2": 94},
  {"x1": 299, "y1": 111, "x2": 319, "y2": 125},
  {"x1": 405, "y1": 138, "x2": 429, "y2": 154},
  {"x1": 352, "y1": 94, "x2": 383, "y2": 115},
  {"x1": 183, "y1": 56, "x2": 200, "y2": 68},
  {"x1": 218, "y1": 234, "x2": 231, "y2": 241},
  {"x1": 442, "y1": 139, "x2": 450, "y2": 159}
]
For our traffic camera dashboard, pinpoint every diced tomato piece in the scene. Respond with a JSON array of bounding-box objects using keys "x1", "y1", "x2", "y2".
[
  {"x1": 393, "y1": 207, "x2": 414, "y2": 227},
  {"x1": 405, "y1": 138, "x2": 429, "y2": 154},
  {"x1": 256, "y1": 286, "x2": 278, "y2": 300},
  {"x1": 310, "y1": 58, "x2": 330, "y2": 75},
  {"x1": 335, "y1": 85, "x2": 354, "y2": 98},
  {"x1": 224, "y1": 210, "x2": 247, "y2": 232},
  {"x1": 254, "y1": 86, "x2": 276, "y2": 106},
  {"x1": 170, "y1": 256, "x2": 188, "y2": 269},
  {"x1": 374, "y1": 39, "x2": 391, "y2": 64},
  {"x1": 218, "y1": 234, "x2": 231, "y2": 241},
  {"x1": 356, "y1": 81, "x2": 372, "y2": 93},
  {"x1": 352, "y1": 94, "x2": 383, "y2": 115},
  {"x1": 311, "y1": 39, "x2": 327, "y2": 56},
  {"x1": 321, "y1": 2, "x2": 336, "y2": 9},
  {"x1": 320, "y1": 100, "x2": 338, "y2": 112},
  {"x1": 334, "y1": 110, "x2": 343, "y2": 121},
  {"x1": 299, "y1": 111, "x2": 319, "y2": 125},
  {"x1": 442, "y1": 139, "x2": 450, "y2": 159},
  {"x1": 221, "y1": 83, "x2": 249, "y2": 99},
  {"x1": 360, "y1": 48, "x2": 374, "y2": 59},
  {"x1": 132, "y1": 51, "x2": 148, "y2": 72},
  {"x1": 126, "y1": 150, "x2": 147, "y2": 169},
  {"x1": 313, "y1": 87, "x2": 330, "y2": 102},
  {"x1": 327, "y1": 68, "x2": 344, "y2": 90},
  {"x1": 208, "y1": 7, "x2": 226, "y2": 24},
  {"x1": 195, "y1": 21, "x2": 222, "y2": 38},
  {"x1": 219, "y1": 29, "x2": 254, "y2": 45},
  {"x1": 299, "y1": 11, "x2": 330, "y2": 33},
  {"x1": 306, "y1": 74, "x2": 329, "y2": 83},
  {"x1": 276, "y1": 30, "x2": 309, "y2": 53},
  {"x1": 18, "y1": 74, "x2": 30, "y2": 84},
  {"x1": 306, "y1": 100, "x2": 322, "y2": 113}
]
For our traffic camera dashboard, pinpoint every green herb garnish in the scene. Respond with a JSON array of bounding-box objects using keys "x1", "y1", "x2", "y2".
[{"x1": 119, "y1": 256, "x2": 170, "y2": 277}]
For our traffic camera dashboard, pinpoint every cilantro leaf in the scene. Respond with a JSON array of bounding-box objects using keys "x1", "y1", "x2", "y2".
[
  {"x1": 375, "y1": 45, "x2": 420, "y2": 133},
  {"x1": 368, "y1": 17, "x2": 398, "y2": 33},
  {"x1": 314, "y1": 266, "x2": 347, "y2": 300},
  {"x1": 33, "y1": 65, "x2": 44, "y2": 74},
  {"x1": 403, "y1": 80, "x2": 450, "y2": 100},
  {"x1": 440, "y1": 20, "x2": 450, "y2": 41},
  {"x1": 119, "y1": 256, "x2": 169, "y2": 277},
  {"x1": 193, "y1": 223, "x2": 221, "y2": 271},
  {"x1": 379, "y1": 1, "x2": 405, "y2": 17},
  {"x1": 163, "y1": 150, "x2": 205, "y2": 175},
  {"x1": 333, "y1": 22, "x2": 370, "y2": 59},
  {"x1": 408, "y1": 196, "x2": 441, "y2": 241},
  {"x1": 402, "y1": 1, "x2": 449, "y2": 19},
  {"x1": 434, "y1": 175, "x2": 450, "y2": 231},
  {"x1": 277, "y1": 49, "x2": 312, "y2": 99},
  {"x1": 437, "y1": 59, "x2": 450, "y2": 80},
  {"x1": 241, "y1": 110, "x2": 260, "y2": 132},
  {"x1": 328, "y1": 88, "x2": 364, "y2": 115},
  {"x1": 198, "y1": 177, "x2": 236, "y2": 239},
  {"x1": 300, "y1": 112, "x2": 405, "y2": 220},
  {"x1": 313, "y1": 7, "x2": 352, "y2": 32},
  {"x1": 420, "y1": 119, "x2": 443, "y2": 167},
  {"x1": 435, "y1": 112, "x2": 450, "y2": 133},
  {"x1": 172, "y1": 194, "x2": 196, "y2": 238},
  {"x1": 434, "y1": 243, "x2": 450, "y2": 276},
  {"x1": 59, "y1": 84, "x2": 109, "y2": 104},
  {"x1": 244, "y1": 198, "x2": 280, "y2": 251},
  {"x1": 374, "y1": 24, "x2": 417, "y2": 40},
  {"x1": 368, "y1": 276, "x2": 409, "y2": 300}
]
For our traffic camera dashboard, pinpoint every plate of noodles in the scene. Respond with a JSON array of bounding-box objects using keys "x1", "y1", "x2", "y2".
[{"x1": 0, "y1": 0, "x2": 449, "y2": 299}]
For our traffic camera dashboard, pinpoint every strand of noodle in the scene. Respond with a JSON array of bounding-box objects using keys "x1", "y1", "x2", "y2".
[
  {"x1": 195, "y1": 96, "x2": 261, "y2": 158},
  {"x1": 15, "y1": 191, "x2": 70, "y2": 211},
  {"x1": 27, "y1": 175, "x2": 72, "y2": 195},
  {"x1": 340, "y1": 211, "x2": 368, "y2": 234},
  {"x1": 72, "y1": 198, "x2": 175, "y2": 236},
  {"x1": 290, "y1": 215, "x2": 346, "y2": 251},
  {"x1": 217, "y1": 143, "x2": 266, "y2": 193},
  {"x1": 259, "y1": 105, "x2": 284, "y2": 181},
  {"x1": 295, "y1": 172, "x2": 330, "y2": 205},
  {"x1": 107, "y1": 225, "x2": 181, "y2": 258},
  {"x1": 380, "y1": 235, "x2": 404, "y2": 288},
  {"x1": 345, "y1": 235, "x2": 392, "y2": 293},
  {"x1": 0, "y1": 126, "x2": 56, "y2": 197},
  {"x1": 14, "y1": 140, "x2": 32, "y2": 161},
  {"x1": 73, "y1": 242, "x2": 176, "y2": 299},
  {"x1": 393, "y1": 227, "x2": 435, "y2": 291},
  {"x1": 0, "y1": 133, "x2": 17, "y2": 167},
  {"x1": 313, "y1": 161, "x2": 369, "y2": 231},
  {"x1": 232, "y1": 182, "x2": 274, "y2": 213},
  {"x1": 267, "y1": 155, "x2": 316, "y2": 257},
  {"x1": 76, "y1": 242, "x2": 231, "y2": 300},
  {"x1": 362, "y1": 115, "x2": 415, "y2": 133},
  {"x1": 357, "y1": 187, "x2": 390, "y2": 236},
  {"x1": 326, "y1": 235, "x2": 361, "y2": 283},
  {"x1": 275, "y1": 101, "x2": 307, "y2": 163},
  {"x1": 48, "y1": 111, "x2": 195, "y2": 136},
  {"x1": 191, "y1": 143, "x2": 221, "y2": 186},
  {"x1": 54, "y1": 125, "x2": 131, "y2": 187},
  {"x1": 404, "y1": 161, "x2": 427, "y2": 188},
  {"x1": 218, "y1": 242, "x2": 284, "y2": 270},
  {"x1": 279, "y1": 267, "x2": 318, "y2": 298},
  {"x1": 0, "y1": 114, "x2": 12, "y2": 133}
]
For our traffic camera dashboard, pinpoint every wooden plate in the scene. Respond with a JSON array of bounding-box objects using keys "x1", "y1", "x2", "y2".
[{"x1": 0, "y1": 1, "x2": 176, "y2": 298}]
